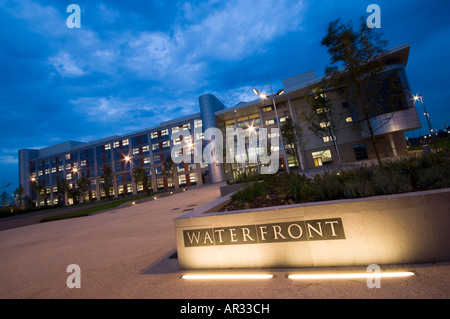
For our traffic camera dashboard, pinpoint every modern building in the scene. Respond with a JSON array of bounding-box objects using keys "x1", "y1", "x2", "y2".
[{"x1": 19, "y1": 43, "x2": 420, "y2": 207}]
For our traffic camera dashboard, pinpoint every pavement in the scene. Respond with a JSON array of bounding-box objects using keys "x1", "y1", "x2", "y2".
[{"x1": 0, "y1": 182, "x2": 449, "y2": 301}]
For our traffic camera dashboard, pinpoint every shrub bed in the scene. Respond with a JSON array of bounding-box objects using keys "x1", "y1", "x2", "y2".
[{"x1": 223, "y1": 149, "x2": 450, "y2": 211}]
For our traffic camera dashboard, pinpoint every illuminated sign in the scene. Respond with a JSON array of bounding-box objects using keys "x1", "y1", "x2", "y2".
[{"x1": 183, "y1": 218, "x2": 345, "y2": 247}]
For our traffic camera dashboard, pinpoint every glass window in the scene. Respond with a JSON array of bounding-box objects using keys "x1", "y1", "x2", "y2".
[
  {"x1": 113, "y1": 141, "x2": 120, "y2": 148},
  {"x1": 162, "y1": 140, "x2": 170, "y2": 148},
  {"x1": 322, "y1": 136, "x2": 333, "y2": 143},
  {"x1": 152, "y1": 143, "x2": 159, "y2": 151},
  {"x1": 346, "y1": 116, "x2": 353, "y2": 123},
  {"x1": 122, "y1": 139, "x2": 129, "y2": 146},
  {"x1": 312, "y1": 150, "x2": 332, "y2": 167},
  {"x1": 142, "y1": 145, "x2": 149, "y2": 152},
  {"x1": 262, "y1": 106, "x2": 273, "y2": 112},
  {"x1": 265, "y1": 119, "x2": 276, "y2": 125},
  {"x1": 353, "y1": 144, "x2": 368, "y2": 161},
  {"x1": 65, "y1": 154, "x2": 71, "y2": 160},
  {"x1": 161, "y1": 129, "x2": 169, "y2": 136},
  {"x1": 151, "y1": 132, "x2": 158, "y2": 139},
  {"x1": 194, "y1": 119, "x2": 202, "y2": 128},
  {"x1": 133, "y1": 148, "x2": 140, "y2": 155},
  {"x1": 105, "y1": 144, "x2": 111, "y2": 150}
]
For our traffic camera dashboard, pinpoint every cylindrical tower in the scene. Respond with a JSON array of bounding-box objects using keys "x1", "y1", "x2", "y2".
[{"x1": 198, "y1": 94, "x2": 226, "y2": 183}]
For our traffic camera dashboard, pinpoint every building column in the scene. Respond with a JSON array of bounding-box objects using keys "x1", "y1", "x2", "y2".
[
  {"x1": 196, "y1": 163, "x2": 203, "y2": 187},
  {"x1": 388, "y1": 133, "x2": 398, "y2": 157}
]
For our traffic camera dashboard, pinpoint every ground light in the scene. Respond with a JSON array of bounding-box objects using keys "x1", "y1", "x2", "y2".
[
  {"x1": 288, "y1": 272, "x2": 414, "y2": 280},
  {"x1": 181, "y1": 274, "x2": 273, "y2": 280}
]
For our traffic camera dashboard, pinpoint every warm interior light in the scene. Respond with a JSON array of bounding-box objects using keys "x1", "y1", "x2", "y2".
[
  {"x1": 182, "y1": 274, "x2": 273, "y2": 280},
  {"x1": 124, "y1": 156, "x2": 130, "y2": 161},
  {"x1": 288, "y1": 272, "x2": 414, "y2": 280}
]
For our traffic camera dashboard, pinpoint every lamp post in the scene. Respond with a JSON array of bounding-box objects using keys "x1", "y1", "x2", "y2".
[
  {"x1": 253, "y1": 77, "x2": 289, "y2": 173},
  {"x1": 414, "y1": 94, "x2": 437, "y2": 152}
]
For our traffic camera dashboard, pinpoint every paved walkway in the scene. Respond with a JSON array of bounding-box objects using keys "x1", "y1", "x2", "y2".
[{"x1": 0, "y1": 182, "x2": 449, "y2": 299}]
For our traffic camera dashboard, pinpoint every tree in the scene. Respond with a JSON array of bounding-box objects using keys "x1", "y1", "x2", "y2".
[
  {"x1": 1, "y1": 191, "x2": 10, "y2": 207},
  {"x1": 14, "y1": 185, "x2": 25, "y2": 207},
  {"x1": 163, "y1": 154, "x2": 179, "y2": 190},
  {"x1": 57, "y1": 178, "x2": 69, "y2": 206},
  {"x1": 101, "y1": 165, "x2": 114, "y2": 200},
  {"x1": 305, "y1": 88, "x2": 343, "y2": 169},
  {"x1": 32, "y1": 182, "x2": 46, "y2": 208},
  {"x1": 280, "y1": 117, "x2": 304, "y2": 170},
  {"x1": 321, "y1": 18, "x2": 388, "y2": 166},
  {"x1": 75, "y1": 172, "x2": 89, "y2": 204},
  {"x1": 132, "y1": 167, "x2": 151, "y2": 194}
]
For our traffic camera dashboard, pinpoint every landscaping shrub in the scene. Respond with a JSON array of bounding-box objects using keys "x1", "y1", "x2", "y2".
[
  {"x1": 371, "y1": 169, "x2": 412, "y2": 195},
  {"x1": 313, "y1": 171, "x2": 344, "y2": 201},
  {"x1": 223, "y1": 150, "x2": 450, "y2": 211},
  {"x1": 286, "y1": 174, "x2": 315, "y2": 202}
]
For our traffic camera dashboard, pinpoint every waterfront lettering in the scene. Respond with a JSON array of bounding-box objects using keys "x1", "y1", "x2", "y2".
[{"x1": 183, "y1": 218, "x2": 345, "y2": 247}]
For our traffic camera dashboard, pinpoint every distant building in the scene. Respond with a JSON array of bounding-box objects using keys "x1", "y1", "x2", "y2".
[{"x1": 19, "y1": 43, "x2": 420, "y2": 206}]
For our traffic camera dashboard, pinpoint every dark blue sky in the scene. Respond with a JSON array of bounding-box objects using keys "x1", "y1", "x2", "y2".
[{"x1": 1, "y1": 0, "x2": 449, "y2": 192}]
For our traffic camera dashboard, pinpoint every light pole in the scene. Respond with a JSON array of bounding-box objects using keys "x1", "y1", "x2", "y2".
[
  {"x1": 253, "y1": 77, "x2": 289, "y2": 173},
  {"x1": 414, "y1": 94, "x2": 437, "y2": 152}
]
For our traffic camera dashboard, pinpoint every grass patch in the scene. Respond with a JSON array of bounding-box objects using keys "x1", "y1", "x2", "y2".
[{"x1": 40, "y1": 194, "x2": 154, "y2": 223}]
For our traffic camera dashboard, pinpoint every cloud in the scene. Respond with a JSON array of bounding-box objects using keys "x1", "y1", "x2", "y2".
[{"x1": 47, "y1": 51, "x2": 87, "y2": 77}]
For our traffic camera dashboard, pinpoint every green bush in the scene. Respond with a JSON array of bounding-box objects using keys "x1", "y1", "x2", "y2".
[
  {"x1": 417, "y1": 166, "x2": 450, "y2": 190},
  {"x1": 286, "y1": 174, "x2": 315, "y2": 202},
  {"x1": 313, "y1": 172, "x2": 344, "y2": 201},
  {"x1": 371, "y1": 169, "x2": 412, "y2": 195},
  {"x1": 231, "y1": 181, "x2": 269, "y2": 205}
]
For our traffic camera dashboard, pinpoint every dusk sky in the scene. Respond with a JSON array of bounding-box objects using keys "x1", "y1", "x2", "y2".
[{"x1": 1, "y1": 0, "x2": 449, "y2": 193}]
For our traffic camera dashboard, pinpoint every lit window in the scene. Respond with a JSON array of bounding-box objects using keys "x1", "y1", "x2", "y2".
[
  {"x1": 65, "y1": 154, "x2": 71, "y2": 160},
  {"x1": 133, "y1": 148, "x2": 140, "y2": 155},
  {"x1": 322, "y1": 136, "x2": 333, "y2": 143},
  {"x1": 81, "y1": 160, "x2": 87, "y2": 166},
  {"x1": 279, "y1": 116, "x2": 289, "y2": 122},
  {"x1": 183, "y1": 123, "x2": 191, "y2": 129},
  {"x1": 66, "y1": 173, "x2": 72, "y2": 180},
  {"x1": 162, "y1": 140, "x2": 170, "y2": 148},
  {"x1": 58, "y1": 165, "x2": 63, "y2": 171},
  {"x1": 113, "y1": 141, "x2": 120, "y2": 148},
  {"x1": 51, "y1": 167, "x2": 57, "y2": 173},
  {"x1": 38, "y1": 170, "x2": 43, "y2": 176},
  {"x1": 194, "y1": 119, "x2": 202, "y2": 128},
  {"x1": 265, "y1": 119, "x2": 276, "y2": 125},
  {"x1": 312, "y1": 150, "x2": 332, "y2": 167},
  {"x1": 152, "y1": 143, "x2": 159, "y2": 151},
  {"x1": 161, "y1": 129, "x2": 169, "y2": 136},
  {"x1": 44, "y1": 169, "x2": 49, "y2": 175},
  {"x1": 320, "y1": 122, "x2": 330, "y2": 128},
  {"x1": 262, "y1": 106, "x2": 273, "y2": 112},
  {"x1": 105, "y1": 144, "x2": 111, "y2": 150},
  {"x1": 151, "y1": 132, "x2": 158, "y2": 139},
  {"x1": 144, "y1": 157, "x2": 151, "y2": 164},
  {"x1": 196, "y1": 132, "x2": 204, "y2": 140},
  {"x1": 346, "y1": 116, "x2": 353, "y2": 123},
  {"x1": 172, "y1": 127, "x2": 179, "y2": 134},
  {"x1": 66, "y1": 163, "x2": 72, "y2": 170},
  {"x1": 122, "y1": 139, "x2": 129, "y2": 146},
  {"x1": 142, "y1": 145, "x2": 149, "y2": 152}
]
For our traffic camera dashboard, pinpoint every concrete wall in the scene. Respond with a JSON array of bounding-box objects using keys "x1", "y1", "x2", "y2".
[{"x1": 174, "y1": 188, "x2": 450, "y2": 269}]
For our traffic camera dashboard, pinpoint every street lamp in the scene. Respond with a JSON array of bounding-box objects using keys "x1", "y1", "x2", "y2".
[
  {"x1": 253, "y1": 78, "x2": 289, "y2": 173},
  {"x1": 413, "y1": 94, "x2": 437, "y2": 152}
]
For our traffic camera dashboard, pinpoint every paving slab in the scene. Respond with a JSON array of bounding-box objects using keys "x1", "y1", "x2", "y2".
[{"x1": 0, "y1": 182, "x2": 449, "y2": 300}]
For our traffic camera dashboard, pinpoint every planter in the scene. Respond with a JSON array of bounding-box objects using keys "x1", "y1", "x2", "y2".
[{"x1": 174, "y1": 188, "x2": 450, "y2": 269}]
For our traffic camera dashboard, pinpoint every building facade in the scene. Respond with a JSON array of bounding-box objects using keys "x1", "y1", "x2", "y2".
[{"x1": 19, "y1": 43, "x2": 420, "y2": 206}]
